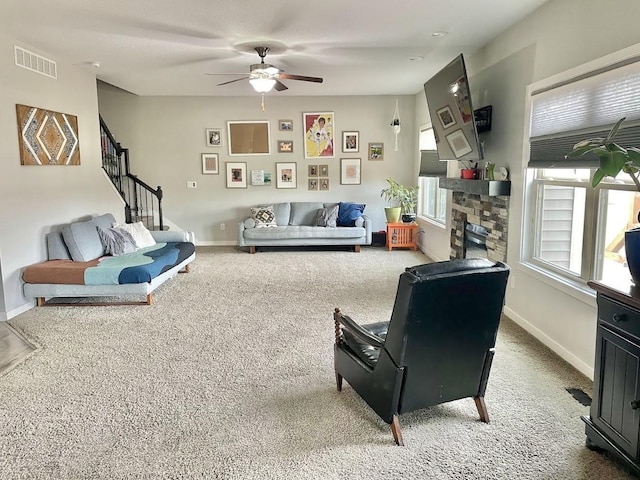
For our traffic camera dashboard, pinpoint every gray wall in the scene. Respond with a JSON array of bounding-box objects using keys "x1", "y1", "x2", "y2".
[
  {"x1": 421, "y1": 0, "x2": 640, "y2": 378},
  {"x1": 97, "y1": 85, "x2": 418, "y2": 242},
  {"x1": 0, "y1": 33, "x2": 123, "y2": 318}
]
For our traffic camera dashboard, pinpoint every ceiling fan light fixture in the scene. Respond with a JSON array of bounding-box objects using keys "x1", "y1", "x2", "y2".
[{"x1": 249, "y1": 77, "x2": 276, "y2": 93}]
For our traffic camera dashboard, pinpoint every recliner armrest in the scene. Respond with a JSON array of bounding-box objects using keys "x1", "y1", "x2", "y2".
[{"x1": 334, "y1": 310, "x2": 385, "y2": 348}]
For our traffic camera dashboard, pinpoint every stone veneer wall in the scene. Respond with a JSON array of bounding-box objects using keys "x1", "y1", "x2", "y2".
[{"x1": 450, "y1": 192, "x2": 509, "y2": 262}]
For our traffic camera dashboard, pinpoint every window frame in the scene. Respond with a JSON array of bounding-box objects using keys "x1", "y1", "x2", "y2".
[{"x1": 417, "y1": 124, "x2": 447, "y2": 226}]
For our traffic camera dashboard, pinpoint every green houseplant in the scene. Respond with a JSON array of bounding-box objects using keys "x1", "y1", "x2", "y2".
[
  {"x1": 380, "y1": 178, "x2": 419, "y2": 223},
  {"x1": 567, "y1": 117, "x2": 640, "y2": 282}
]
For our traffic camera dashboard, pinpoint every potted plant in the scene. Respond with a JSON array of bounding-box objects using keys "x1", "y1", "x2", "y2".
[
  {"x1": 567, "y1": 117, "x2": 640, "y2": 282},
  {"x1": 380, "y1": 178, "x2": 419, "y2": 223}
]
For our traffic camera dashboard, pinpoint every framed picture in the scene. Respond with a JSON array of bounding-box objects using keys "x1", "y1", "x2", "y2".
[
  {"x1": 226, "y1": 162, "x2": 247, "y2": 188},
  {"x1": 276, "y1": 162, "x2": 297, "y2": 189},
  {"x1": 308, "y1": 178, "x2": 318, "y2": 190},
  {"x1": 205, "y1": 128, "x2": 222, "y2": 147},
  {"x1": 446, "y1": 129, "x2": 473, "y2": 158},
  {"x1": 320, "y1": 178, "x2": 330, "y2": 191},
  {"x1": 279, "y1": 120, "x2": 293, "y2": 131},
  {"x1": 201, "y1": 153, "x2": 219, "y2": 174},
  {"x1": 227, "y1": 121, "x2": 270, "y2": 155},
  {"x1": 319, "y1": 164, "x2": 329, "y2": 177},
  {"x1": 368, "y1": 142, "x2": 384, "y2": 161},
  {"x1": 308, "y1": 164, "x2": 318, "y2": 177},
  {"x1": 436, "y1": 106, "x2": 456, "y2": 130},
  {"x1": 340, "y1": 158, "x2": 361, "y2": 185},
  {"x1": 303, "y1": 112, "x2": 335, "y2": 158},
  {"x1": 278, "y1": 140, "x2": 293, "y2": 153},
  {"x1": 342, "y1": 131, "x2": 359, "y2": 152},
  {"x1": 251, "y1": 169, "x2": 265, "y2": 186}
]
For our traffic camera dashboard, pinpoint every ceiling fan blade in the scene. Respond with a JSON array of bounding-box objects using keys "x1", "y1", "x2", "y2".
[
  {"x1": 274, "y1": 80, "x2": 288, "y2": 91},
  {"x1": 216, "y1": 77, "x2": 248, "y2": 86},
  {"x1": 206, "y1": 72, "x2": 248, "y2": 76},
  {"x1": 278, "y1": 73, "x2": 323, "y2": 83}
]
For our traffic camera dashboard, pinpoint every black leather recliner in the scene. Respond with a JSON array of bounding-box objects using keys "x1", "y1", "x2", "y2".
[{"x1": 333, "y1": 258, "x2": 510, "y2": 445}]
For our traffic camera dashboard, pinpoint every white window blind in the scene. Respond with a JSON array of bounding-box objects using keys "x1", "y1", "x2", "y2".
[{"x1": 529, "y1": 56, "x2": 640, "y2": 168}]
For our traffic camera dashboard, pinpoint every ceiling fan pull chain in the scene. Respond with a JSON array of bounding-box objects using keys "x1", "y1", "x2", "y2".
[
  {"x1": 392, "y1": 98, "x2": 401, "y2": 151},
  {"x1": 261, "y1": 93, "x2": 265, "y2": 111}
]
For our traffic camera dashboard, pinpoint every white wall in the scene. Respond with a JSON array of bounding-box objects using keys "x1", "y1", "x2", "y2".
[
  {"x1": 97, "y1": 86, "x2": 417, "y2": 243},
  {"x1": 0, "y1": 34, "x2": 123, "y2": 318},
  {"x1": 433, "y1": 0, "x2": 640, "y2": 378}
]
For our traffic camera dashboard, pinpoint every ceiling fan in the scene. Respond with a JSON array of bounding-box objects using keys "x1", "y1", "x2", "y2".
[{"x1": 207, "y1": 46, "x2": 323, "y2": 93}]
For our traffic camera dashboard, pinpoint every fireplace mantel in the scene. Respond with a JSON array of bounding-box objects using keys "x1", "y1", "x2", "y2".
[{"x1": 439, "y1": 178, "x2": 511, "y2": 197}]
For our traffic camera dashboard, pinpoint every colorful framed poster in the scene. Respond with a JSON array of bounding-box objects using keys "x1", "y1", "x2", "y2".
[{"x1": 303, "y1": 112, "x2": 335, "y2": 158}]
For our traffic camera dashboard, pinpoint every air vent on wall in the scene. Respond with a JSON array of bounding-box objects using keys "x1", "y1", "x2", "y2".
[{"x1": 14, "y1": 46, "x2": 57, "y2": 79}]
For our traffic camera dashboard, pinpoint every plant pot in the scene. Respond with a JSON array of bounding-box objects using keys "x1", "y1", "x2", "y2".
[
  {"x1": 384, "y1": 207, "x2": 401, "y2": 223},
  {"x1": 402, "y1": 213, "x2": 416, "y2": 223},
  {"x1": 626, "y1": 228, "x2": 640, "y2": 283},
  {"x1": 461, "y1": 168, "x2": 475, "y2": 179}
]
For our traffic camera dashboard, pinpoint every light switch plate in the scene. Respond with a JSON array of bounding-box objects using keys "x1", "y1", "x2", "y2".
[{"x1": 187, "y1": 181, "x2": 197, "y2": 189}]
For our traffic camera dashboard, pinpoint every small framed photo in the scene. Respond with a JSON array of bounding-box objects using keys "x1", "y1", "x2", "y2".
[
  {"x1": 340, "y1": 158, "x2": 361, "y2": 185},
  {"x1": 279, "y1": 120, "x2": 293, "y2": 131},
  {"x1": 446, "y1": 129, "x2": 472, "y2": 158},
  {"x1": 201, "y1": 153, "x2": 219, "y2": 174},
  {"x1": 436, "y1": 106, "x2": 456, "y2": 130},
  {"x1": 278, "y1": 140, "x2": 293, "y2": 153},
  {"x1": 308, "y1": 178, "x2": 318, "y2": 190},
  {"x1": 205, "y1": 128, "x2": 222, "y2": 147},
  {"x1": 319, "y1": 164, "x2": 329, "y2": 177},
  {"x1": 276, "y1": 162, "x2": 297, "y2": 189},
  {"x1": 368, "y1": 142, "x2": 384, "y2": 161},
  {"x1": 342, "y1": 131, "x2": 359, "y2": 152},
  {"x1": 251, "y1": 169, "x2": 265, "y2": 186},
  {"x1": 226, "y1": 162, "x2": 247, "y2": 188},
  {"x1": 320, "y1": 178, "x2": 330, "y2": 191},
  {"x1": 308, "y1": 164, "x2": 318, "y2": 177}
]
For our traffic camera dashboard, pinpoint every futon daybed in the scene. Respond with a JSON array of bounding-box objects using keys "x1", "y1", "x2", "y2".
[
  {"x1": 238, "y1": 201, "x2": 371, "y2": 253},
  {"x1": 22, "y1": 213, "x2": 195, "y2": 306}
]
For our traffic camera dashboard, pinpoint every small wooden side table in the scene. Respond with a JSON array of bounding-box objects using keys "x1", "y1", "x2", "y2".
[{"x1": 386, "y1": 222, "x2": 418, "y2": 251}]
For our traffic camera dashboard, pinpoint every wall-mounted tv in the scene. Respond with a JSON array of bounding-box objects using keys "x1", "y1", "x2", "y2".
[{"x1": 423, "y1": 54, "x2": 483, "y2": 162}]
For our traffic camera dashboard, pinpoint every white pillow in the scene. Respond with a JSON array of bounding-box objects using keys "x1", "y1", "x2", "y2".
[{"x1": 112, "y1": 221, "x2": 157, "y2": 248}]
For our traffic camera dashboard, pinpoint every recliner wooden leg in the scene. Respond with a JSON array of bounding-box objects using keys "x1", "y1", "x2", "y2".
[
  {"x1": 335, "y1": 372, "x2": 343, "y2": 391},
  {"x1": 390, "y1": 415, "x2": 404, "y2": 446},
  {"x1": 474, "y1": 396, "x2": 490, "y2": 423}
]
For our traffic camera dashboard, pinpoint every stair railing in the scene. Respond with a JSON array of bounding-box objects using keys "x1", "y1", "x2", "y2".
[{"x1": 99, "y1": 116, "x2": 164, "y2": 231}]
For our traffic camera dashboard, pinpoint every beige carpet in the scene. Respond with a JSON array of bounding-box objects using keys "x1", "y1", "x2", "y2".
[{"x1": 1, "y1": 246, "x2": 632, "y2": 479}]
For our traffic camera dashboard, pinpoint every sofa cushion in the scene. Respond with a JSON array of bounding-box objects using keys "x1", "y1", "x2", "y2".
[
  {"x1": 315, "y1": 204, "x2": 339, "y2": 227},
  {"x1": 46, "y1": 232, "x2": 71, "y2": 260},
  {"x1": 62, "y1": 218, "x2": 105, "y2": 262},
  {"x1": 250, "y1": 206, "x2": 277, "y2": 228},
  {"x1": 243, "y1": 225, "x2": 366, "y2": 240},
  {"x1": 337, "y1": 202, "x2": 366, "y2": 227},
  {"x1": 113, "y1": 222, "x2": 157, "y2": 248},
  {"x1": 270, "y1": 203, "x2": 291, "y2": 226},
  {"x1": 290, "y1": 202, "x2": 324, "y2": 226},
  {"x1": 97, "y1": 226, "x2": 137, "y2": 256}
]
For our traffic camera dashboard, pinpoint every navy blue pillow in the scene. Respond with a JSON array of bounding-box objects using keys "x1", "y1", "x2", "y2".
[{"x1": 337, "y1": 202, "x2": 366, "y2": 227}]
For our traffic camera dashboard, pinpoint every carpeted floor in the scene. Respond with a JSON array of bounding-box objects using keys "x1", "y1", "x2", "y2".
[{"x1": 1, "y1": 246, "x2": 633, "y2": 479}]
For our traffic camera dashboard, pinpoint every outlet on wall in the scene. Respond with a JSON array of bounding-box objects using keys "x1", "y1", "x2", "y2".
[
  {"x1": 220, "y1": 223, "x2": 225, "y2": 231},
  {"x1": 186, "y1": 181, "x2": 197, "y2": 189}
]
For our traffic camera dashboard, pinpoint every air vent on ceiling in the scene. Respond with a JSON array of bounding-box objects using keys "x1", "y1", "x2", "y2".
[{"x1": 14, "y1": 46, "x2": 57, "y2": 79}]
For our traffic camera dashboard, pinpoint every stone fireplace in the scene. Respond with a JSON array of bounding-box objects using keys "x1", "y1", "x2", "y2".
[{"x1": 439, "y1": 179, "x2": 510, "y2": 262}]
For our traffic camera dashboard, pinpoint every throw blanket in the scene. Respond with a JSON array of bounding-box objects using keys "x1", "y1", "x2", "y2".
[{"x1": 23, "y1": 242, "x2": 195, "y2": 285}]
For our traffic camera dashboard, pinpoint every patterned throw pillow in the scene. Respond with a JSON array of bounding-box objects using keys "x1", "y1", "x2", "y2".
[
  {"x1": 315, "y1": 205, "x2": 339, "y2": 227},
  {"x1": 250, "y1": 206, "x2": 277, "y2": 228}
]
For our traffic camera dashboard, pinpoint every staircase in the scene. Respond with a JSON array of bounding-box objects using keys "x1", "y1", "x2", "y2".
[{"x1": 99, "y1": 116, "x2": 165, "y2": 230}]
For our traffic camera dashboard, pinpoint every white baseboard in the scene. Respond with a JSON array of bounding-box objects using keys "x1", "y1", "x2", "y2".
[
  {"x1": 503, "y1": 306, "x2": 594, "y2": 380},
  {"x1": 2, "y1": 301, "x2": 34, "y2": 321}
]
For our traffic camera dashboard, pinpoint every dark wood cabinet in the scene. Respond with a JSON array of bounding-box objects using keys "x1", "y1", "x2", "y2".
[{"x1": 585, "y1": 280, "x2": 640, "y2": 476}]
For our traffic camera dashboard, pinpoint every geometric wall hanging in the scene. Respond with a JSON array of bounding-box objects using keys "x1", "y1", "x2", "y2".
[{"x1": 15, "y1": 104, "x2": 80, "y2": 165}]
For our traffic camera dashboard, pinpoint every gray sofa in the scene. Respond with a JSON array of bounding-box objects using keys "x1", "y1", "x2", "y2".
[
  {"x1": 238, "y1": 202, "x2": 371, "y2": 253},
  {"x1": 22, "y1": 213, "x2": 196, "y2": 305}
]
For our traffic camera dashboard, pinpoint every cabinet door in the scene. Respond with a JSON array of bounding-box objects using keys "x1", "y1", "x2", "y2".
[{"x1": 592, "y1": 325, "x2": 640, "y2": 460}]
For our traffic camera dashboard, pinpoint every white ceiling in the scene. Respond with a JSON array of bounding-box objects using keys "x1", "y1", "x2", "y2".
[{"x1": 1, "y1": 0, "x2": 549, "y2": 97}]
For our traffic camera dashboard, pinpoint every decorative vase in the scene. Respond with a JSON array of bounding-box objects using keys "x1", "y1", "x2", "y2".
[
  {"x1": 402, "y1": 213, "x2": 416, "y2": 223},
  {"x1": 625, "y1": 227, "x2": 640, "y2": 283},
  {"x1": 384, "y1": 207, "x2": 401, "y2": 223}
]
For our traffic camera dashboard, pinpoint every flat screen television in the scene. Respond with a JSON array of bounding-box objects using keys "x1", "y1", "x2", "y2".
[{"x1": 423, "y1": 54, "x2": 483, "y2": 162}]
